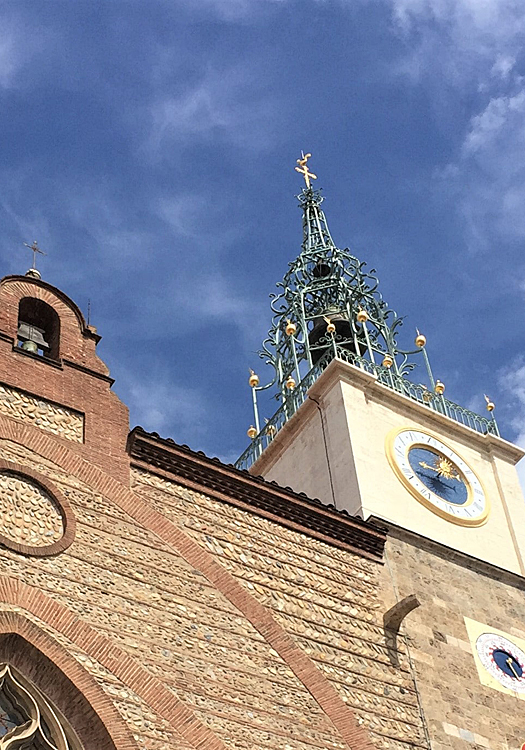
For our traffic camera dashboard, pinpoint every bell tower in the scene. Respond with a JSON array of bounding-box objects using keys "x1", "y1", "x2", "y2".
[
  {"x1": 237, "y1": 155, "x2": 525, "y2": 576},
  {"x1": 0, "y1": 251, "x2": 129, "y2": 485}
]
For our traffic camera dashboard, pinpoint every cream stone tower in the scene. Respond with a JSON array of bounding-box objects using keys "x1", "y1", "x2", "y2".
[
  {"x1": 237, "y1": 156, "x2": 525, "y2": 748},
  {"x1": 237, "y1": 154, "x2": 525, "y2": 577}
]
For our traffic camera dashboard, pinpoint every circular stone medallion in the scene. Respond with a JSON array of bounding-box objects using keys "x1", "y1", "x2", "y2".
[
  {"x1": 0, "y1": 471, "x2": 63, "y2": 547},
  {"x1": 0, "y1": 461, "x2": 75, "y2": 556}
]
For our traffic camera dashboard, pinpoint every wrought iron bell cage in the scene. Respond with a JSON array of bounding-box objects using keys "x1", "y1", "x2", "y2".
[
  {"x1": 256, "y1": 186, "x2": 420, "y2": 394},
  {"x1": 236, "y1": 171, "x2": 499, "y2": 471}
]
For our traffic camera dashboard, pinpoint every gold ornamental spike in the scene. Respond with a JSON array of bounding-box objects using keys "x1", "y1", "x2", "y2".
[
  {"x1": 484, "y1": 394, "x2": 495, "y2": 413},
  {"x1": 264, "y1": 418, "x2": 277, "y2": 437},
  {"x1": 324, "y1": 316, "x2": 336, "y2": 334},
  {"x1": 434, "y1": 380, "x2": 445, "y2": 395},
  {"x1": 415, "y1": 329, "x2": 426, "y2": 348},
  {"x1": 248, "y1": 369, "x2": 259, "y2": 388},
  {"x1": 285, "y1": 319, "x2": 297, "y2": 336}
]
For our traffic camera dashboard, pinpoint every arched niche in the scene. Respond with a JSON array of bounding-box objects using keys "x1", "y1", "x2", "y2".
[
  {"x1": 0, "y1": 634, "x2": 125, "y2": 750},
  {"x1": 17, "y1": 298, "x2": 60, "y2": 360}
]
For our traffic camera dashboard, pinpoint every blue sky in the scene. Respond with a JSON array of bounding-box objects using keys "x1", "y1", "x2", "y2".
[{"x1": 1, "y1": 0, "x2": 525, "y2": 473}]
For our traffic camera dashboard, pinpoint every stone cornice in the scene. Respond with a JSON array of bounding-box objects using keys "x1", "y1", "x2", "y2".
[
  {"x1": 255, "y1": 358, "x2": 524, "y2": 472},
  {"x1": 377, "y1": 517, "x2": 525, "y2": 589},
  {"x1": 127, "y1": 427, "x2": 386, "y2": 561}
]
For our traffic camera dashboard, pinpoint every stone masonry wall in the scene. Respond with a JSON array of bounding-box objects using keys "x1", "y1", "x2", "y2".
[
  {"x1": 132, "y1": 467, "x2": 428, "y2": 750},
  {"x1": 0, "y1": 383, "x2": 83, "y2": 442},
  {"x1": 380, "y1": 528, "x2": 525, "y2": 750},
  {"x1": 0, "y1": 430, "x2": 430, "y2": 750}
]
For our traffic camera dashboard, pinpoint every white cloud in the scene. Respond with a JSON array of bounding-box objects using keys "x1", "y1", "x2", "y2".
[
  {"x1": 491, "y1": 54, "x2": 516, "y2": 80},
  {"x1": 0, "y1": 28, "x2": 19, "y2": 89},
  {"x1": 446, "y1": 88, "x2": 525, "y2": 248},
  {"x1": 383, "y1": 0, "x2": 525, "y2": 250},
  {"x1": 121, "y1": 369, "x2": 208, "y2": 441},
  {"x1": 145, "y1": 65, "x2": 279, "y2": 156},
  {"x1": 463, "y1": 90, "x2": 525, "y2": 155},
  {"x1": 388, "y1": 0, "x2": 525, "y2": 87},
  {"x1": 0, "y1": 12, "x2": 53, "y2": 90},
  {"x1": 391, "y1": 0, "x2": 525, "y2": 43},
  {"x1": 498, "y1": 358, "x2": 525, "y2": 491}
]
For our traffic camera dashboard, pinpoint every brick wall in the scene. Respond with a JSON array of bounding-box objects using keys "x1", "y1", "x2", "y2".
[{"x1": 0, "y1": 276, "x2": 130, "y2": 485}]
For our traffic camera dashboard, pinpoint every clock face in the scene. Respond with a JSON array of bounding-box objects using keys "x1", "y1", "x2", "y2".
[
  {"x1": 476, "y1": 633, "x2": 525, "y2": 693},
  {"x1": 386, "y1": 428, "x2": 489, "y2": 526}
]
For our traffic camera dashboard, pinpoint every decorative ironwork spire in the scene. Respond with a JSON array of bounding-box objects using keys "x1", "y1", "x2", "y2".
[{"x1": 236, "y1": 155, "x2": 498, "y2": 469}]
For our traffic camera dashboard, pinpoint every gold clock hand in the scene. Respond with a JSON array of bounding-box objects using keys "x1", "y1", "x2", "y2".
[
  {"x1": 419, "y1": 461, "x2": 438, "y2": 473},
  {"x1": 419, "y1": 459, "x2": 463, "y2": 484},
  {"x1": 506, "y1": 657, "x2": 520, "y2": 680},
  {"x1": 437, "y1": 467, "x2": 462, "y2": 482}
]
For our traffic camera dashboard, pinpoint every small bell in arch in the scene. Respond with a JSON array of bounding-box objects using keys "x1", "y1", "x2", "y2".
[{"x1": 17, "y1": 322, "x2": 50, "y2": 354}]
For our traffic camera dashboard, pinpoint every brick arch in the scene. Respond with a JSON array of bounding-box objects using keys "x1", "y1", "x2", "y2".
[
  {"x1": 0, "y1": 417, "x2": 375, "y2": 750},
  {"x1": 0, "y1": 578, "x2": 228, "y2": 750},
  {"x1": 0, "y1": 612, "x2": 137, "y2": 750}
]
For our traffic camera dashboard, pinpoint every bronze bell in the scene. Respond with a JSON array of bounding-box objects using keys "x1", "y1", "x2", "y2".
[
  {"x1": 312, "y1": 261, "x2": 331, "y2": 278},
  {"x1": 17, "y1": 321, "x2": 49, "y2": 353},
  {"x1": 21, "y1": 340, "x2": 39, "y2": 354},
  {"x1": 309, "y1": 309, "x2": 354, "y2": 364}
]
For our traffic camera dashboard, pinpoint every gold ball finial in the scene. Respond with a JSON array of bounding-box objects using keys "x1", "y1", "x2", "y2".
[
  {"x1": 484, "y1": 394, "x2": 495, "y2": 413},
  {"x1": 247, "y1": 425, "x2": 257, "y2": 439},
  {"x1": 248, "y1": 369, "x2": 259, "y2": 388},
  {"x1": 434, "y1": 380, "x2": 445, "y2": 395},
  {"x1": 382, "y1": 354, "x2": 394, "y2": 368},
  {"x1": 285, "y1": 320, "x2": 297, "y2": 336},
  {"x1": 265, "y1": 419, "x2": 277, "y2": 437},
  {"x1": 415, "y1": 330, "x2": 426, "y2": 348},
  {"x1": 323, "y1": 316, "x2": 336, "y2": 334},
  {"x1": 357, "y1": 308, "x2": 368, "y2": 323},
  {"x1": 285, "y1": 375, "x2": 296, "y2": 390}
]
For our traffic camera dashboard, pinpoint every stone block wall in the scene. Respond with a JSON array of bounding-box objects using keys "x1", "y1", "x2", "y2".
[{"x1": 380, "y1": 527, "x2": 525, "y2": 750}]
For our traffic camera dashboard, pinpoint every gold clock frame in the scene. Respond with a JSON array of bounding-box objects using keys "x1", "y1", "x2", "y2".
[{"x1": 385, "y1": 426, "x2": 490, "y2": 527}]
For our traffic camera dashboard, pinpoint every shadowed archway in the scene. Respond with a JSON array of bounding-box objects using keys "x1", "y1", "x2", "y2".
[{"x1": 0, "y1": 614, "x2": 138, "y2": 750}]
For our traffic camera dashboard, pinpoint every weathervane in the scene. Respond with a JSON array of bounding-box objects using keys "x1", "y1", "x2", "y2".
[
  {"x1": 23, "y1": 240, "x2": 46, "y2": 272},
  {"x1": 295, "y1": 151, "x2": 317, "y2": 188}
]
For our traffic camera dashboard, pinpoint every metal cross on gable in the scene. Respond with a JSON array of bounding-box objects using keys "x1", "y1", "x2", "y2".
[
  {"x1": 23, "y1": 240, "x2": 46, "y2": 270},
  {"x1": 295, "y1": 151, "x2": 317, "y2": 188}
]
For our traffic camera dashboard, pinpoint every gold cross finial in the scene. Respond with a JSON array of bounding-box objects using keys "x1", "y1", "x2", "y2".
[
  {"x1": 23, "y1": 240, "x2": 46, "y2": 270},
  {"x1": 295, "y1": 151, "x2": 317, "y2": 189}
]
